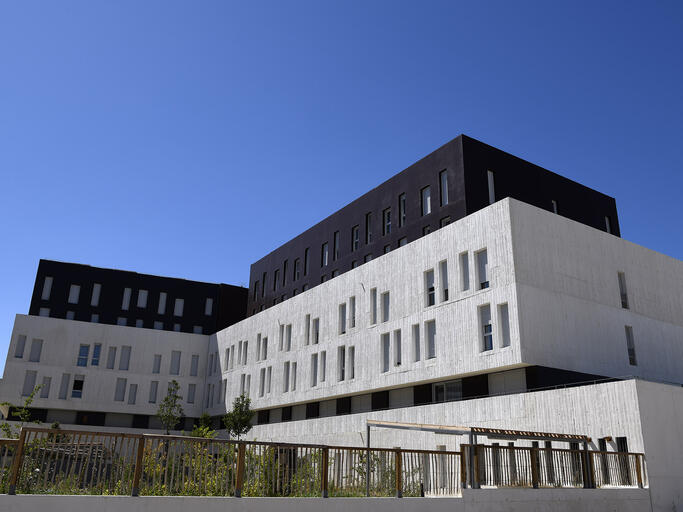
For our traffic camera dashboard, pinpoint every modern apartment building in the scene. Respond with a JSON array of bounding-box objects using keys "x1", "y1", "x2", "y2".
[{"x1": 1, "y1": 135, "x2": 681, "y2": 509}]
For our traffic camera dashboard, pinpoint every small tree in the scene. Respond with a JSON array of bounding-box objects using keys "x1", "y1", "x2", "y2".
[
  {"x1": 190, "y1": 412, "x2": 216, "y2": 439},
  {"x1": 223, "y1": 394, "x2": 254, "y2": 441},
  {"x1": 157, "y1": 380, "x2": 184, "y2": 434},
  {"x1": 1, "y1": 385, "x2": 42, "y2": 438}
]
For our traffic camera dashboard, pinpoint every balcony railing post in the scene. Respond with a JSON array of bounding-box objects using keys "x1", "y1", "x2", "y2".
[
  {"x1": 635, "y1": 454, "x2": 643, "y2": 488},
  {"x1": 395, "y1": 449, "x2": 402, "y2": 498},
  {"x1": 235, "y1": 443, "x2": 246, "y2": 497},
  {"x1": 321, "y1": 447, "x2": 329, "y2": 498},
  {"x1": 530, "y1": 447, "x2": 539, "y2": 489},
  {"x1": 131, "y1": 435, "x2": 146, "y2": 496},
  {"x1": 460, "y1": 449, "x2": 467, "y2": 489},
  {"x1": 8, "y1": 427, "x2": 28, "y2": 495}
]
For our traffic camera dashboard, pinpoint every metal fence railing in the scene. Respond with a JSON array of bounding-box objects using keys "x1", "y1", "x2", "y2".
[{"x1": 4, "y1": 427, "x2": 646, "y2": 497}]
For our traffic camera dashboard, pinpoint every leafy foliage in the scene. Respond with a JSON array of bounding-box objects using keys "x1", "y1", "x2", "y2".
[
  {"x1": 157, "y1": 380, "x2": 183, "y2": 434},
  {"x1": 190, "y1": 413, "x2": 216, "y2": 439},
  {"x1": 0, "y1": 385, "x2": 43, "y2": 438},
  {"x1": 222, "y1": 394, "x2": 254, "y2": 440}
]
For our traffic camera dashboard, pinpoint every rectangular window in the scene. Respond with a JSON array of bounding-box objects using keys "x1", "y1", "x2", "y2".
[
  {"x1": 412, "y1": 324, "x2": 420, "y2": 361},
  {"x1": 283, "y1": 361, "x2": 290, "y2": 392},
  {"x1": 242, "y1": 341, "x2": 248, "y2": 364},
  {"x1": 285, "y1": 325, "x2": 292, "y2": 351},
  {"x1": 119, "y1": 345, "x2": 131, "y2": 370},
  {"x1": 149, "y1": 381, "x2": 158, "y2": 403},
  {"x1": 349, "y1": 296, "x2": 356, "y2": 328},
  {"x1": 22, "y1": 370, "x2": 37, "y2": 396},
  {"x1": 170, "y1": 351, "x2": 181, "y2": 375},
  {"x1": 137, "y1": 289, "x2": 148, "y2": 308},
  {"x1": 266, "y1": 366, "x2": 272, "y2": 393},
  {"x1": 205, "y1": 297, "x2": 213, "y2": 316},
  {"x1": 91, "y1": 343, "x2": 101, "y2": 366},
  {"x1": 365, "y1": 212, "x2": 373, "y2": 244},
  {"x1": 320, "y1": 351, "x2": 326, "y2": 382},
  {"x1": 68, "y1": 284, "x2": 80, "y2": 304},
  {"x1": 153, "y1": 321, "x2": 163, "y2": 330},
  {"x1": 260, "y1": 368, "x2": 266, "y2": 396},
  {"x1": 460, "y1": 252, "x2": 470, "y2": 291},
  {"x1": 498, "y1": 303, "x2": 511, "y2": 347},
  {"x1": 476, "y1": 249, "x2": 489, "y2": 289},
  {"x1": 425, "y1": 269, "x2": 435, "y2": 306},
  {"x1": 421, "y1": 186, "x2": 432, "y2": 216},
  {"x1": 370, "y1": 288, "x2": 377, "y2": 324},
  {"x1": 434, "y1": 379, "x2": 462, "y2": 402},
  {"x1": 333, "y1": 231, "x2": 340, "y2": 261},
  {"x1": 136, "y1": 319, "x2": 144, "y2": 328},
  {"x1": 618, "y1": 272, "x2": 629, "y2": 309},
  {"x1": 364, "y1": 254, "x2": 372, "y2": 263},
  {"x1": 40, "y1": 376, "x2": 51, "y2": 398},
  {"x1": 187, "y1": 383, "x2": 196, "y2": 404},
  {"x1": 438, "y1": 260, "x2": 449, "y2": 301},
  {"x1": 91, "y1": 283, "x2": 101, "y2": 306},
  {"x1": 282, "y1": 260, "x2": 288, "y2": 287},
  {"x1": 261, "y1": 272, "x2": 267, "y2": 297},
  {"x1": 157, "y1": 292, "x2": 167, "y2": 314},
  {"x1": 305, "y1": 314, "x2": 311, "y2": 345},
  {"x1": 174, "y1": 298, "x2": 184, "y2": 317},
  {"x1": 487, "y1": 170, "x2": 496, "y2": 204},
  {"x1": 321, "y1": 242, "x2": 329, "y2": 267},
  {"x1": 338, "y1": 346, "x2": 346, "y2": 381},
  {"x1": 383, "y1": 208, "x2": 391, "y2": 235},
  {"x1": 381, "y1": 291, "x2": 390, "y2": 322},
  {"x1": 426, "y1": 320, "x2": 436, "y2": 359},
  {"x1": 348, "y1": 346, "x2": 355, "y2": 379},
  {"x1": 262, "y1": 336, "x2": 269, "y2": 359},
  {"x1": 381, "y1": 333, "x2": 390, "y2": 373},
  {"x1": 58, "y1": 373, "x2": 70, "y2": 400},
  {"x1": 29, "y1": 338, "x2": 43, "y2": 362},
  {"x1": 66, "y1": 311, "x2": 75, "y2": 320},
  {"x1": 339, "y1": 303, "x2": 347, "y2": 334},
  {"x1": 313, "y1": 318, "x2": 320, "y2": 344},
  {"x1": 127, "y1": 383, "x2": 137, "y2": 404},
  {"x1": 77, "y1": 344, "x2": 89, "y2": 367},
  {"x1": 625, "y1": 326, "x2": 637, "y2": 365},
  {"x1": 14, "y1": 335, "x2": 26, "y2": 358},
  {"x1": 304, "y1": 248, "x2": 310, "y2": 276},
  {"x1": 193, "y1": 325, "x2": 203, "y2": 334},
  {"x1": 291, "y1": 362, "x2": 297, "y2": 391},
  {"x1": 605, "y1": 216, "x2": 612, "y2": 234},
  {"x1": 551, "y1": 200, "x2": 558, "y2": 214},
  {"x1": 39, "y1": 307, "x2": 50, "y2": 317},
  {"x1": 384, "y1": 244, "x2": 390, "y2": 254},
  {"x1": 91, "y1": 313, "x2": 99, "y2": 323},
  {"x1": 398, "y1": 193, "x2": 406, "y2": 227},
  {"x1": 439, "y1": 170, "x2": 449, "y2": 206},
  {"x1": 351, "y1": 225, "x2": 359, "y2": 251},
  {"x1": 152, "y1": 354, "x2": 161, "y2": 374},
  {"x1": 114, "y1": 378, "x2": 127, "y2": 402},
  {"x1": 480, "y1": 305, "x2": 493, "y2": 351},
  {"x1": 311, "y1": 353, "x2": 318, "y2": 387},
  {"x1": 41, "y1": 276, "x2": 53, "y2": 300},
  {"x1": 121, "y1": 288, "x2": 131, "y2": 310},
  {"x1": 394, "y1": 329, "x2": 402, "y2": 366},
  {"x1": 294, "y1": 258, "x2": 300, "y2": 280},
  {"x1": 398, "y1": 237, "x2": 407, "y2": 247},
  {"x1": 106, "y1": 347, "x2": 117, "y2": 369},
  {"x1": 273, "y1": 269, "x2": 279, "y2": 292},
  {"x1": 253, "y1": 281, "x2": 259, "y2": 301}
]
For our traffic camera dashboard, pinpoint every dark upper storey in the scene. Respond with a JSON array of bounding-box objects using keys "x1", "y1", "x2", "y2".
[
  {"x1": 29, "y1": 259, "x2": 247, "y2": 334},
  {"x1": 247, "y1": 135, "x2": 620, "y2": 315}
]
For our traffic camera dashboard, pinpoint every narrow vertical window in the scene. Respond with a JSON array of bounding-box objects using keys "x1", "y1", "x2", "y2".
[
  {"x1": 381, "y1": 333, "x2": 390, "y2": 373},
  {"x1": 320, "y1": 351, "x2": 326, "y2": 382},
  {"x1": 398, "y1": 193, "x2": 406, "y2": 227},
  {"x1": 174, "y1": 298, "x2": 184, "y2": 317},
  {"x1": 187, "y1": 383, "x2": 195, "y2": 404},
  {"x1": 127, "y1": 383, "x2": 137, "y2": 404},
  {"x1": 294, "y1": 258, "x2": 300, "y2": 281},
  {"x1": 313, "y1": 318, "x2": 320, "y2": 344},
  {"x1": 304, "y1": 248, "x2": 310, "y2": 276},
  {"x1": 348, "y1": 346, "x2": 355, "y2": 379},
  {"x1": 381, "y1": 291, "x2": 390, "y2": 322},
  {"x1": 91, "y1": 283, "x2": 101, "y2": 306},
  {"x1": 370, "y1": 288, "x2": 377, "y2": 324},
  {"x1": 92, "y1": 343, "x2": 101, "y2": 366},
  {"x1": 286, "y1": 324, "x2": 292, "y2": 350},
  {"x1": 68, "y1": 284, "x2": 80, "y2": 304},
  {"x1": 253, "y1": 281, "x2": 259, "y2": 301},
  {"x1": 618, "y1": 272, "x2": 629, "y2": 309},
  {"x1": 305, "y1": 314, "x2": 311, "y2": 345},
  {"x1": 257, "y1": 334, "x2": 262, "y2": 360},
  {"x1": 349, "y1": 296, "x2": 356, "y2": 328},
  {"x1": 205, "y1": 298, "x2": 213, "y2": 316},
  {"x1": 149, "y1": 381, "x2": 159, "y2": 403},
  {"x1": 311, "y1": 353, "x2": 319, "y2": 387},
  {"x1": 266, "y1": 366, "x2": 272, "y2": 393},
  {"x1": 487, "y1": 170, "x2": 496, "y2": 204},
  {"x1": 14, "y1": 335, "x2": 26, "y2": 358},
  {"x1": 394, "y1": 329, "x2": 402, "y2": 367},
  {"x1": 480, "y1": 305, "x2": 493, "y2": 351},
  {"x1": 119, "y1": 345, "x2": 131, "y2": 370},
  {"x1": 365, "y1": 212, "x2": 373, "y2": 244},
  {"x1": 41, "y1": 276, "x2": 53, "y2": 300},
  {"x1": 439, "y1": 260, "x2": 449, "y2": 301},
  {"x1": 114, "y1": 378, "x2": 127, "y2": 401},
  {"x1": 551, "y1": 200, "x2": 558, "y2": 214},
  {"x1": 338, "y1": 346, "x2": 346, "y2": 381},
  {"x1": 421, "y1": 186, "x2": 432, "y2": 216},
  {"x1": 191, "y1": 354, "x2": 199, "y2": 376},
  {"x1": 263, "y1": 336, "x2": 269, "y2": 359},
  {"x1": 29, "y1": 338, "x2": 43, "y2": 362},
  {"x1": 460, "y1": 252, "x2": 470, "y2": 291},
  {"x1": 106, "y1": 347, "x2": 117, "y2": 369},
  {"x1": 273, "y1": 269, "x2": 279, "y2": 292},
  {"x1": 412, "y1": 324, "x2": 420, "y2": 361},
  {"x1": 426, "y1": 320, "x2": 436, "y2": 359},
  {"x1": 321, "y1": 242, "x2": 329, "y2": 267},
  {"x1": 605, "y1": 216, "x2": 612, "y2": 234},
  {"x1": 22, "y1": 370, "x2": 37, "y2": 396},
  {"x1": 351, "y1": 225, "x2": 359, "y2": 251},
  {"x1": 333, "y1": 231, "x2": 340, "y2": 261},
  {"x1": 137, "y1": 289, "x2": 148, "y2": 308},
  {"x1": 283, "y1": 362, "x2": 290, "y2": 392},
  {"x1": 58, "y1": 373, "x2": 71, "y2": 400},
  {"x1": 291, "y1": 362, "x2": 297, "y2": 391},
  {"x1": 625, "y1": 326, "x2": 637, "y2": 365},
  {"x1": 121, "y1": 288, "x2": 131, "y2": 310},
  {"x1": 261, "y1": 272, "x2": 267, "y2": 297},
  {"x1": 260, "y1": 368, "x2": 266, "y2": 396},
  {"x1": 383, "y1": 208, "x2": 391, "y2": 236},
  {"x1": 476, "y1": 249, "x2": 489, "y2": 289},
  {"x1": 40, "y1": 376, "x2": 51, "y2": 398},
  {"x1": 339, "y1": 303, "x2": 347, "y2": 334},
  {"x1": 170, "y1": 350, "x2": 181, "y2": 375},
  {"x1": 439, "y1": 170, "x2": 449, "y2": 206},
  {"x1": 425, "y1": 270, "x2": 435, "y2": 307},
  {"x1": 152, "y1": 354, "x2": 161, "y2": 374},
  {"x1": 498, "y1": 303, "x2": 511, "y2": 347},
  {"x1": 77, "y1": 344, "x2": 89, "y2": 367},
  {"x1": 158, "y1": 292, "x2": 167, "y2": 314},
  {"x1": 282, "y1": 260, "x2": 288, "y2": 287}
]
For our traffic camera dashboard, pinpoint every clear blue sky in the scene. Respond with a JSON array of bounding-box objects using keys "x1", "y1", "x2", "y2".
[{"x1": 1, "y1": 1, "x2": 682, "y2": 369}]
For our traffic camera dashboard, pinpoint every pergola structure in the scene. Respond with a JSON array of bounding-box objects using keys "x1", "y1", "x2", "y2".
[{"x1": 366, "y1": 419, "x2": 592, "y2": 490}]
